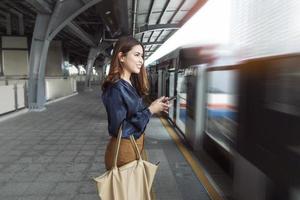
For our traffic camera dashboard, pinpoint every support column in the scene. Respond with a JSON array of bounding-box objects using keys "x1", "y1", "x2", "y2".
[
  {"x1": 84, "y1": 47, "x2": 100, "y2": 91},
  {"x1": 84, "y1": 42, "x2": 110, "y2": 91},
  {"x1": 101, "y1": 57, "x2": 110, "y2": 81},
  {"x1": 28, "y1": 14, "x2": 51, "y2": 110},
  {"x1": 27, "y1": 0, "x2": 103, "y2": 111}
]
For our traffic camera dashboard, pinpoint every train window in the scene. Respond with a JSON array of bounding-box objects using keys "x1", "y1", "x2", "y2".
[
  {"x1": 177, "y1": 74, "x2": 187, "y2": 93},
  {"x1": 205, "y1": 69, "x2": 239, "y2": 152}
]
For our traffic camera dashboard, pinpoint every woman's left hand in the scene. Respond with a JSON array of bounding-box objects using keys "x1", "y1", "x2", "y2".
[{"x1": 148, "y1": 96, "x2": 170, "y2": 114}]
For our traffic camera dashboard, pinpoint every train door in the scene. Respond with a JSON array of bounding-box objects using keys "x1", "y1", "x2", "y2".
[{"x1": 185, "y1": 65, "x2": 207, "y2": 150}]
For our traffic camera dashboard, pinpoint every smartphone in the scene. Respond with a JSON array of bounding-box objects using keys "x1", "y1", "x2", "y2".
[{"x1": 168, "y1": 96, "x2": 176, "y2": 101}]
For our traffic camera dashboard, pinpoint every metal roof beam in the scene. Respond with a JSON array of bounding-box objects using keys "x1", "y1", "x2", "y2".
[
  {"x1": 154, "y1": 30, "x2": 164, "y2": 42},
  {"x1": 132, "y1": 0, "x2": 138, "y2": 35},
  {"x1": 67, "y1": 22, "x2": 97, "y2": 47},
  {"x1": 9, "y1": 10, "x2": 24, "y2": 35},
  {"x1": 156, "y1": 0, "x2": 171, "y2": 24},
  {"x1": 143, "y1": 41, "x2": 163, "y2": 46},
  {"x1": 146, "y1": 0, "x2": 155, "y2": 25},
  {"x1": 0, "y1": 5, "x2": 25, "y2": 35},
  {"x1": 147, "y1": 31, "x2": 154, "y2": 43},
  {"x1": 26, "y1": 0, "x2": 53, "y2": 14},
  {"x1": 148, "y1": 45, "x2": 153, "y2": 52},
  {"x1": 9, "y1": 1, "x2": 36, "y2": 19},
  {"x1": 75, "y1": 21, "x2": 102, "y2": 25},
  {"x1": 141, "y1": 33, "x2": 144, "y2": 43},
  {"x1": 136, "y1": 24, "x2": 179, "y2": 35},
  {"x1": 80, "y1": 0, "x2": 91, "y2": 3},
  {"x1": 0, "y1": 10, "x2": 11, "y2": 35},
  {"x1": 47, "y1": 0, "x2": 103, "y2": 40},
  {"x1": 68, "y1": 49, "x2": 88, "y2": 58},
  {"x1": 60, "y1": 31, "x2": 89, "y2": 49},
  {"x1": 168, "y1": 0, "x2": 185, "y2": 23}
]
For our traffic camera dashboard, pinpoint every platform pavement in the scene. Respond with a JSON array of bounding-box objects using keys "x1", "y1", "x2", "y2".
[{"x1": 0, "y1": 88, "x2": 210, "y2": 200}]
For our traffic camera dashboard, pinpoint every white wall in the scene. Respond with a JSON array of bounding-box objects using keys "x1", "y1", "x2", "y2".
[
  {"x1": 1, "y1": 36, "x2": 29, "y2": 76},
  {"x1": 0, "y1": 77, "x2": 77, "y2": 115},
  {"x1": 2, "y1": 36, "x2": 27, "y2": 48},
  {"x1": 16, "y1": 84, "x2": 25, "y2": 109},
  {"x1": 0, "y1": 85, "x2": 15, "y2": 114},
  {"x1": 7, "y1": 79, "x2": 27, "y2": 86},
  {"x1": 0, "y1": 80, "x2": 5, "y2": 86},
  {"x1": 71, "y1": 77, "x2": 77, "y2": 92},
  {"x1": 2, "y1": 50, "x2": 29, "y2": 76},
  {"x1": 45, "y1": 77, "x2": 77, "y2": 101},
  {"x1": 0, "y1": 83, "x2": 26, "y2": 115}
]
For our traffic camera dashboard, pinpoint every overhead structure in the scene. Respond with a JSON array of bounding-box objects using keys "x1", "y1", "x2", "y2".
[
  {"x1": 0, "y1": 0, "x2": 207, "y2": 110},
  {"x1": 0, "y1": 0, "x2": 207, "y2": 62},
  {"x1": 0, "y1": 0, "x2": 130, "y2": 63},
  {"x1": 128, "y1": 0, "x2": 208, "y2": 59}
]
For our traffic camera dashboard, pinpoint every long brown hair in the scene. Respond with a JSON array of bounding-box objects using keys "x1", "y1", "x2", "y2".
[{"x1": 102, "y1": 36, "x2": 149, "y2": 96}]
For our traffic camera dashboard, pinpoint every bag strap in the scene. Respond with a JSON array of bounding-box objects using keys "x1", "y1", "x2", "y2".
[
  {"x1": 112, "y1": 124, "x2": 142, "y2": 168},
  {"x1": 129, "y1": 135, "x2": 142, "y2": 160},
  {"x1": 113, "y1": 126, "x2": 123, "y2": 167}
]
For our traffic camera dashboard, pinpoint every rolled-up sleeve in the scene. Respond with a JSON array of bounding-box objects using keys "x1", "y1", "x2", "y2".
[{"x1": 102, "y1": 87, "x2": 151, "y2": 139}]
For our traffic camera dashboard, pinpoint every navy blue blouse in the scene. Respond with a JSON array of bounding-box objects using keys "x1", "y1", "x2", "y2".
[{"x1": 102, "y1": 79, "x2": 152, "y2": 139}]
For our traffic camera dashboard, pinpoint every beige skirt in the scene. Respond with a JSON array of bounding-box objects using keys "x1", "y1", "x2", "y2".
[{"x1": 105, "y1": 134, "x2": 145, "y2": 170}]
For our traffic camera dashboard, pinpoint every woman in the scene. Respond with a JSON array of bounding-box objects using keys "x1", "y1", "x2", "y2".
[{"x1": 102, "y1": 36, "x2": 169, "y2": 170}]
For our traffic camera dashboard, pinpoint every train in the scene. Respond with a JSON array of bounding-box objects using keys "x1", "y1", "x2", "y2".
[{"x1": 147, "y1": 45, "x2": 300, "y2": 200}]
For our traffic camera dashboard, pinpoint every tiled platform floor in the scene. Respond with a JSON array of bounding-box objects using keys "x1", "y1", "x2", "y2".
[{"x1": 0, "y1": 87, "x2": 211, "y2": 200}]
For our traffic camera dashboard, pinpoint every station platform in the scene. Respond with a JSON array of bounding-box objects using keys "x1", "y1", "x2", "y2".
[{"x1": 0, "y1": 87, "x2": 230, "y2": 200}]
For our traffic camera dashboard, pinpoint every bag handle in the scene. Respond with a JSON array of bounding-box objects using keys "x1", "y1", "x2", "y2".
[
  {"x1": 112, "y1": 126, "x2": 123, "y2": 167},
  {"x1": 129, "y1": 135, "x2": 142, "y2": 160},
  {"x1": 113, "y1": 124, "x2": 142, "y2": 168}
]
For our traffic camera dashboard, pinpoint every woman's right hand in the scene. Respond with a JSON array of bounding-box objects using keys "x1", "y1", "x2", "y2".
[{"x1": 148, "y1": 96, "x2": 170, "y2": 114}]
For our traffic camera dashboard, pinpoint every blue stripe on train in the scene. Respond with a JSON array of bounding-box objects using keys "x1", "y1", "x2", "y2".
[{"x1": 207, "y1": 109, "x2": 237, "y2": 121}]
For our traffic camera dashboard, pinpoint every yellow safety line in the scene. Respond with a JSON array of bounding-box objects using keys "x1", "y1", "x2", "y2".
[{"x1": 159, "y1": 117, "x2": 224, "y2": 200}]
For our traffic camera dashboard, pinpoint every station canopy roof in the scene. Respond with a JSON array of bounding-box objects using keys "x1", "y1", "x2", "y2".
[{"x1": 0, "y1": 0, "x2": 206, "y2": 63}]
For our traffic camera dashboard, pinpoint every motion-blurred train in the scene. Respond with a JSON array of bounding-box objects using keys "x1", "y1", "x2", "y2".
[{"x1": 147, "y1": 45, "x2": 300, "y2": 200}]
